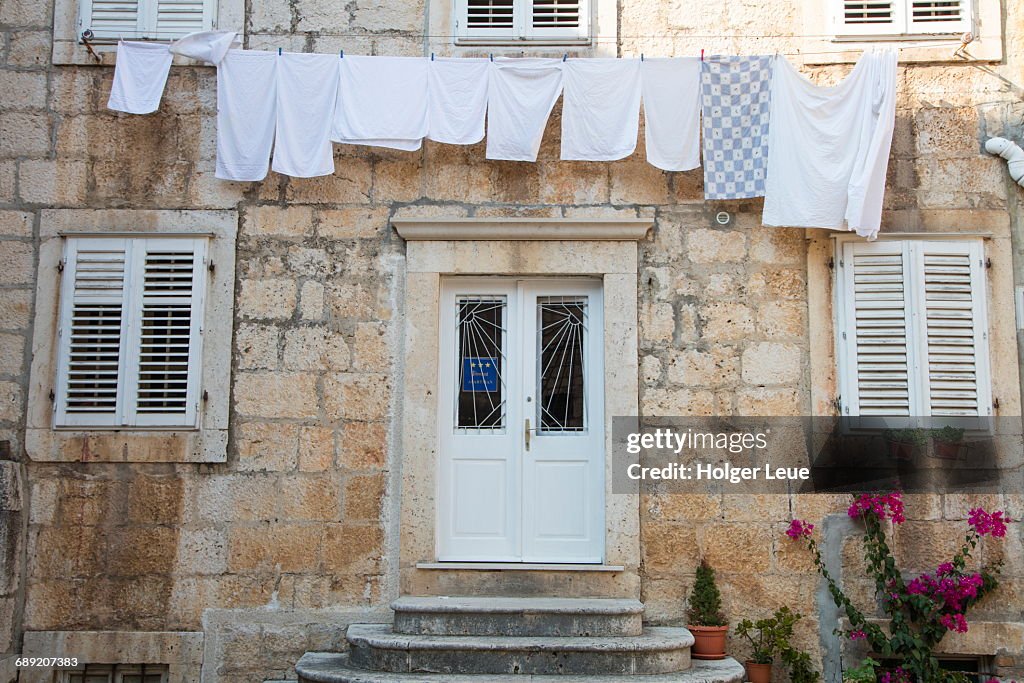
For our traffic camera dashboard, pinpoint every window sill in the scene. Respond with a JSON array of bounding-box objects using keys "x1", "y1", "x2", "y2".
[
  {"x1": 25, "y1": 427, "x2": 227, "y2": 463},
  {"x1": 417, "y1": 562, "x2": 625, "y2": 572}
]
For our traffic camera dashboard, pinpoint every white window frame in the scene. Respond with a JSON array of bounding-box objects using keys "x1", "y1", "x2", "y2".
[
  {"x1": 453, "y1": 0, "x2": 591, "y2": 45},
  {"x1": 53, "y1": 236, "x2": 208, "y2": 430},
  {"x1": 831, "y1": 0, "x2": 974, "y2": 39},
  {"x1": 77, "y1": 0, "x2": 216, "y2": 42},
  {"x1": 26, "y1": 209, "x2": 237, "y2": 464},
  {"x1": 834, "y1": 237, "x2": 993, "y2": 419}
]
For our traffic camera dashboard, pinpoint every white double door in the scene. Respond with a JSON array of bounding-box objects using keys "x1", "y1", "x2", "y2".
[{"x1": 438, "y1": 278, "x2": 605, "y2": 563}]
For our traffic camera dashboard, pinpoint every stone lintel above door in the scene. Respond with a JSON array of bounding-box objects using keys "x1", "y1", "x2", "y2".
[{"x1": 397, "y1": 214, "x2": 646, "y2": 600}]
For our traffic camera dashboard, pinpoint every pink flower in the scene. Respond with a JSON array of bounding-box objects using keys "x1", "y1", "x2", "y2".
[
  {"x1": 848, "y1": 492, "x2": 906, "y2": 524},
  {"x1": 937, "y1": 562, "x2": 955, "y2": 576},
  {"x1": 848, "y1": 629, "x2": 867, "y2": 640},
  {"x1": 786, "y1": 519, "x2": 814, "y2": 539},
  {"x1": 968, "y1": 508, "x2": 1010, "y2": 537},
  {"x1": 940, "y1": 612, "x2": 968, "y2": 632},
  {"x1": 881, "y1": 667, "x2": 912, "y2": 683}
]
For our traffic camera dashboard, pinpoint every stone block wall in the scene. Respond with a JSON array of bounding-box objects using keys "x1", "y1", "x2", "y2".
[{"x1": 1, "y1": 0, "x2": 1023, "y2": 680}]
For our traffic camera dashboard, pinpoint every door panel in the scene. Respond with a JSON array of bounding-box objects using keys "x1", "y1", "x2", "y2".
[{"x1": 437, "y1": 278, "x2": 603, "y2": 563}]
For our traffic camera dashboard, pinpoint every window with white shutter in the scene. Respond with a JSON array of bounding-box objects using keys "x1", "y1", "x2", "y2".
[
  {"x1": 833, "y1": 0, "x2": 971, "y2": 37},
  {"x1": 836, "y1": 239, "x2": 992, "y2": 418},
  {"x1": 54, "y1": 237, "x2": 208, "y2": 428},
  {"x1": 455, "y1": 0, "x2": 589, "y2": 43},
  {"x1": 78, "y1": 0, "x2": 215, "y2": 41}
]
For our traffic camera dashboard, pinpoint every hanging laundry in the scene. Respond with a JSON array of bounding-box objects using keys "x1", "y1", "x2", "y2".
[
  {"x1": 272, "y1": 52, "x2": 339, "y2": 178},
  {"x1": 107, "y1": 41, "x2": 173, "y2": 115},
  {"x1": 640, "y1": 57, "x2": 701, "y2": 172},
  {"x1": 427, "y1": 58, "x2": 489, "y2": 145},
  {"x1": 762, "y1": 49, "x2": 897, "y2": 239},
  {"x1": 215, "y1": 49, "x2": 277, "y2": 182},
  {"x1": 333, "y1": 56, "x2": 429, "y2": 151},
  {"x1": 561, "y1": 58, "x2": 642, "y2": 161},
  {"x1": 700, "y1": 55, "x2": 774, "y2": 200},
  {"x1": 170, "y1": 29, "x2": 240, "y2": 65},
  {"x1": 486, "y1": 58, "x2": 563, "y2": 162}
]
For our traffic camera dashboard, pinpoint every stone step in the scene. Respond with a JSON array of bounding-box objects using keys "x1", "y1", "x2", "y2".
[
  {"x1": 345, "y1": 624, "x2": 695, "y2": 676},
  {"x1": 297, "y1": 652, "x2": 746, "y2": 683},
  {"x1": 391, "y1": 597, "x2": 645, "y2": 637}
]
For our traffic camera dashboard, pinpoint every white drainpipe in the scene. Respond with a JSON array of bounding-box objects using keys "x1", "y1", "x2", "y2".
[{"x1": 985, "y1": 137, "x2": 1024, "y2": 187}]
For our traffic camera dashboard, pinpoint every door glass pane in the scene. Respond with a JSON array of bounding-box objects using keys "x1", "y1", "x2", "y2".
[
  {"x1": 537, "y1": 296, "x2": 587, "y2": 433},
  {"x1": 456, "y1": 296, "x2": 506, "y2": 430}
]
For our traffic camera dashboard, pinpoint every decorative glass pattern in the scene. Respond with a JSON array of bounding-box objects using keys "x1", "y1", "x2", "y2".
[
  {"x1": 456, "y1": 296, "x2": 506, "y2": 430},
  {"x1": 537, "y1": 296, "x2": 587, "y2": 433}
]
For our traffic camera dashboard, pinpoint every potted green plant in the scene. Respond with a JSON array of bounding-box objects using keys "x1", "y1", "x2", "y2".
[
  {"x1": 843, "y1": 657, "x2": 879, "y2": 683},
  {"x1": 931, "y1": 425, "x2": 965, "y2": 459},
  {"x1": 686, "y1": 561, "x2": 728, "y2": 660},
  {"x1": 735, "y1": 606, "x2": 803, "y2": 683},
  {"x1": 882, "y1": 428, "x2": 927, "y2": 460}
]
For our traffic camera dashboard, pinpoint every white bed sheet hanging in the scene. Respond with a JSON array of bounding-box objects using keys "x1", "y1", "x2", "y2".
[
  {"x1": 486, "y1": 58, "x2": 564, "y2": 162},
  {"x1": 560, "y1": 58, "x2": 642, "y2": 161},
  {"x1": 273, "y1": 52, "x2": 339, "y2": 178},
  {"x1": 762, "y1": 49, "x2": 897, "y2": 239},
  {"x1": 333, "y1": 55, "x2": 429, "y2": 151},
  {"x1": 215, "y1": 49, "x2": 278, "y2": 182},
  {"x1": 640, "y1": 57, "x2": 701, "y2": 172},
  {"x1": 427, "y1": 57, "x2": 490, "y2": 145},
  {"x1": 107, "y1": 41, "x2": 174, "y2": 115}
]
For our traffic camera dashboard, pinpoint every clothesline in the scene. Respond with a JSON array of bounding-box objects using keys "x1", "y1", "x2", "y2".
[{"x1": 108, "y1": 34, "x2": 898, "y2": 240}]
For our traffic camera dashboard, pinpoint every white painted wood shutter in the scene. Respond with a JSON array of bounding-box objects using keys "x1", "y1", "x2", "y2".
[
  {"x1": 456, "y1": 0, "x2": 588, "y2": 40},
  {"x1": 55, "y1": 237, "x2": 207, "y2": 428},
  {"x1": 837, "y1": 239, "x2": 991, "y2": 418},
  {"x1": 833, "y1": 0, "x2": 970, "y2": 36},
  {"x1": 78, "y1": 0, "x2": 214, "y2": 41}
]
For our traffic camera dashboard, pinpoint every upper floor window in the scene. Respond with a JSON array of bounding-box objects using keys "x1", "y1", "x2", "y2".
[
  {"x1": 455, "y1": 0, "x2": 590, "y2": 44},
  {"x1": 833, "y1": 0, "x2": 972, "y2": 38},
  {"x1": 54, "y1": 236, "x2": 208, "y2": 428},
  {"x1": 835, "y1": 238, "x2": 992, "y2": 418},
  {"x1": 78, "y1": 0, "x2": 215, "y2": 42}
]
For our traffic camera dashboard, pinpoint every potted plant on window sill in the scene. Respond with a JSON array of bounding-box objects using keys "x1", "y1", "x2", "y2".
[
  {"x1": 931, "y1": 425, "x2": 965, "y2": 460},
  {"x1": 686, "y1": 560, "x2": 728, "y2": 660},
  {"x1": 882, "y1": 427, "x2": 927, "y2": 460},
  {"x1": 734, "y1": 606, "x2": 802, "y2": 683}
]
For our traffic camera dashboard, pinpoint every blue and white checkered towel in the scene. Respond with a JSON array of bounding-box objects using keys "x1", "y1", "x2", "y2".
[{"x1": 700, "y1": 55, "x2": 774, "y2": 200}]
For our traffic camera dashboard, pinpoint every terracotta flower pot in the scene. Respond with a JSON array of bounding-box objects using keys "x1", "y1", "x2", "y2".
[
  {"x1": 687, "y1": 624, "x2": 729, "y2": 660},
  {"x1": 933, "y1": 440, "x2": 962, "y2": 459},
  {"x1": 745, "y1": 661, "x2": 773, "y2": 683}
]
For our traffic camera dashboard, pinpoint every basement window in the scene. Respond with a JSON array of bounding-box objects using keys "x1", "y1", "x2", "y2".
[{"x1": 61, "y1": 665, "x2": 170, "y2": 683}]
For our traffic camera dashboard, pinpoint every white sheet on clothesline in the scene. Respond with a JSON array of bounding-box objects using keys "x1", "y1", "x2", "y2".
[
  {"x1": 640, "y1": 57, "x2": 701, "y2": 172},
  {"x1": 427, "y1": 57, "x2": 490, "y2": 145},
  {"x1": 486, "y1": 58, "x2": 564, "y2": 162},
  {"x1": 273, "y1": 52, "x2": 339, "y2": 178},
  {"x1": 762, "y1": 49, "x2": 897, "y2": 240},
  {"x1": 170, "y1": 29, "x2": 239, "y2": 65},
  {"x1": 332, "y1": 55, "x2": 429, "y2": 151},
  {"x1": 107, "y1": 41, "x2": 173, "y2": 115},
  {"x1": 561, "y1": 58, "x2": 642, "y2": 161},
  {"x1": 215, "y1": 49, "x2": 277, "y2": 182}
]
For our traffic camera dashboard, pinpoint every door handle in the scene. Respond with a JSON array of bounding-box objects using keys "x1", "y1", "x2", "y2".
[{"x1": 525, "y1": 418, "x2": 531, "y2": 451}]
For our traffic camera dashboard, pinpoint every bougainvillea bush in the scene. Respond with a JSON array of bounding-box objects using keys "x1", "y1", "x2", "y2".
[{"x1": 786, "y1": 492, "x2": 1014, "y2": 683}]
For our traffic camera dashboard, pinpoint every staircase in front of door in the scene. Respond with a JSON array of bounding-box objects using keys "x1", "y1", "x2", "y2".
[{"x1": 294, "y1": 596, "x2": 744, "y2": 682}]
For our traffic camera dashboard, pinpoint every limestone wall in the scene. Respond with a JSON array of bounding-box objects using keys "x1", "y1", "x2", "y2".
[{"x1": 0, "y1": 0, "x2": 1023, "y2": 680}]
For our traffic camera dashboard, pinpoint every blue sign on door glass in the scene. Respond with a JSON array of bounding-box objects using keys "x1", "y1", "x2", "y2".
[{"x1": 462, "y1": 357, "x2": 498, "y2": 392}]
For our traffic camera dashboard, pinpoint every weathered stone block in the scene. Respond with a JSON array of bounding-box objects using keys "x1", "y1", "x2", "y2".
[
  {"x1": 127, "y1": 476, "x2": 185, "y2": 525},
  {"x1": 281, "y1": 474, "x2": 341, "y2": 521},
  {"x1": 299, "y1": 280, "x2": 326, "y2": 320},
  {"x1": 687, "y1": 229, "x2": 746, "y2": 263},
  {"x1": 283, "y1": 326, "x2": 350, "y2": 371},
  {"x1": 736, "y1": 387, "x2": 802, "y2": 416},
  {"x1": 234, "y1": 373, "x2": 318, "y2": 420},
  {"x1": 699, "y1": 302, "x2": 755, "y2": 340},
  {"x1": 701, "y1": 523, "x2": 773, "y2": 572},
  {"x1": 321, "y1": 523, "x2": 382, "y2": 572},
  {"x1": 741, "y1": 342, "x2": 802, "y2": 385},
  {"x1": 298, "y1": 426, "x2": 335, "y2": 472},
  {"x1": 641, "y1": 388, "x2": 715, "y2": 416},
  {"x1": 285, "y1": 161, "x2": 373, "y2": 204},
  {"x1": 0, "y1": 381, "x2": 21, "y2": 421},
  {"x1": 7, "y1": 30, "x2": 51, "y2": 68},
  {"x1": 339, "y1": 421, "x2": 387, "y2": 470},
  {"x1": 0, "y1": 0, "x2": 49, "y2": 29},
  {"x1": 236, "y1": 422, "x2": 300, "y2": 471},
  {"x1": 244, "y1": 205, "x2": 315, "y2": 238},
  {"x1": 344, "y1": 473, "x2": 385, "y2": 520},
  {"x1": 747, "y1": 269, "x2": 805, "y2": 300},
  {"x1": 0, "y1": 333, "x2": 24, "y2": 375},
  {"x1": 640, "y1": 302, "x2": 674, "y2": 343},
  {"x1": 353, "y1": 322, "x2": 389, "y2": 371},
  {"x1": 0, "y1": 210, "x2": 32, "y2": 238},
  {"x1": 235, "y1": 324, "x2": 279, "y2": 370},
  {"x1": 238, "y1": 278, "x2": 297, "y2": 320},
  {"x1": 323, "y1": 373, "x2": 391, "y2": 422},
  {"x1": 17, "y1": 160, "x2": 88, "y2": 204},
  {"x1": 317, "y1": 207, "x2": 389, "y2": 239},
  {"x1": 643, "y1": 523, "x2": 699, "y2": 573},
  {"x1": 228, "y1": 524, "x2": 321, "y2": 573},
  {"x1": 756, "y1": 300, "x2": 806, "y2": 339},
  {"x1": 0, "y1": 70, "x2": 47, "y2": 110},
  {"x1": 667, "y1": 347, "x2": 740, "y2": 387}
]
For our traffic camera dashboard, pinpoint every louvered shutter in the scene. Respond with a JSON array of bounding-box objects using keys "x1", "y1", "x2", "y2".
[
  {"x1": 55, "y1": 238, "x2": 130, "y2": 427},
  {"x1": 527, "y1": 0, "x2": 587, "y2": 39},
  {"x1": 55, "y1": 237, "x2": 206, "y2": 428},
  {"x1": 839, "y1": 241, "x2": 914, "y2": 416},
  {"x1": 906, "y1": 0, "x2": 971, "y2": 34},
  {"x1": 456, "y1": 0, "x2": 588, "y2": 40},
  {"x1": 78, "y1": 0, "x2": 213, "y2": 40},
  {"x1": 915, "y1": 241, "x2": 991, "y2": 417},
  {"x1": 837, "y1": 239, "x2": 991, "y2": 418},
  {"x1": 834, "y1": 0, "x2": 904, "y2": 36},
  {"x1": 125, "y1": 238, "x2": 206, "y2": 427}
]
